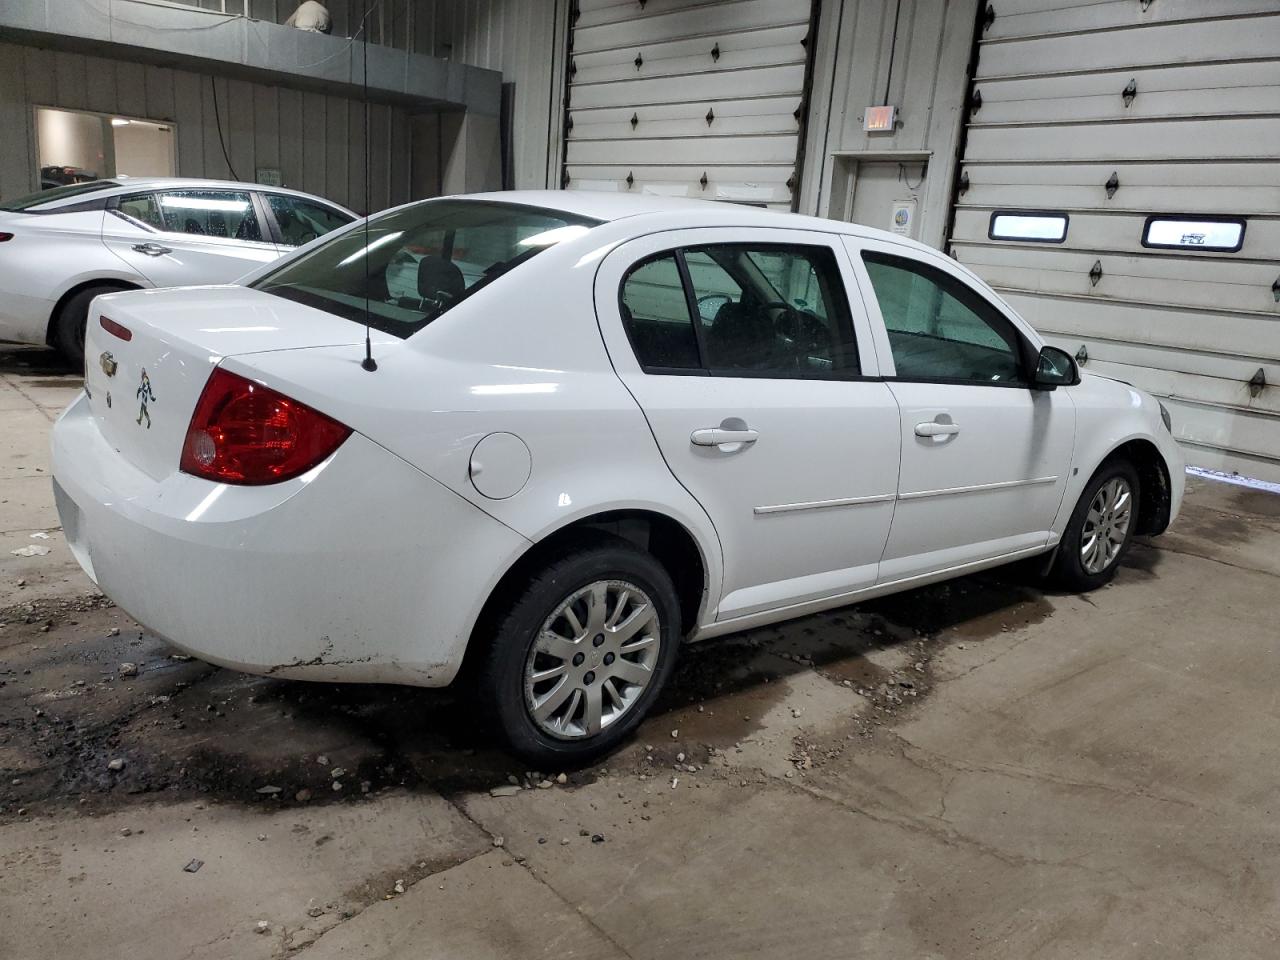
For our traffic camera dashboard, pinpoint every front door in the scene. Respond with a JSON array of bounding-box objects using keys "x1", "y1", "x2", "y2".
[
  {"x1": 102, "y1": 188, "x2": 281, "y2": 287},
  {"x1": 846, "y1": 237, "x2": 1076, "y2": 582},
  {"x1": 596, "y1": 228, "x2": 901, "y2": 622}
]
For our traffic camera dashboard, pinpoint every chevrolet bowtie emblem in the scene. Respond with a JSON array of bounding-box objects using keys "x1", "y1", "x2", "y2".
[{"x1": 99, "y1": 351, "x2": 118, "y2": 378}]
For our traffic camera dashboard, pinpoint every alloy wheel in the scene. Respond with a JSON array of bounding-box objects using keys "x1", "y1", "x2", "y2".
[
  {"x1": 1080, "y1": 476, "x2": 1133, "y2": 574},
  {"x1": 523, "y1": 579, "x2": 661, "y2": 740}
]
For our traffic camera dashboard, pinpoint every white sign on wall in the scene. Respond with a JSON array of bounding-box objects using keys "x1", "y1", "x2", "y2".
[{"x1": 889, "y1": 198, "x2": 916, "y2": 237}]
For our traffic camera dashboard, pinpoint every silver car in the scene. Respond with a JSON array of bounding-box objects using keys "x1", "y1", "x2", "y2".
[{"x1": 0, "y1": 177, "x2": 355, "y2": 364}]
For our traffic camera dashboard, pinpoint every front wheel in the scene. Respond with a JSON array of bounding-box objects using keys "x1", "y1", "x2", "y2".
[
  {"x1": 1050, "y1": 459, "x2": 1141, "y2": 591},
  {"x1": 478, "y1": 540, "x2": 681, "y2": 767}
]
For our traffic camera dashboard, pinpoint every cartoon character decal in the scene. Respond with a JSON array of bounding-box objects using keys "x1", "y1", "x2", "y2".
[{"x1": 135, "y1": 368, "x2": 156, "y2": 428}]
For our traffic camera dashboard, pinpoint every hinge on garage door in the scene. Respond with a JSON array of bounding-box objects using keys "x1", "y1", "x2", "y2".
[
  {"x1": 630, "y1": 112, "x2": 639, "y2": 130},
  {"x1": 711, "y1": 43, "x2": 720, "y2": 62},
  {"x1": 1075, "y1": 345, "x2": 1089, "y2": 366},
  {"x1": 1089, "y1": 261, "x2": 1104, "y2": 287},
  {"x1": 982, "y1": 4, "x2": 996, "y2": 31},
  {"x1": 625, "y1": 171, "x2": 634, "y2": 189},
  {"x1": 1139, "y1": 0, "x2": 1154, "y2": 11},
  {"x1": 1249, "y1": 368, "x2": 1266, "y2": 398},
  {"x1": 1272, "y1": 275, "x2": 1280, "y2": 302},
  {"x1": 634, "y1": 51, "x2": 644, "y2": 70},
  {"x1": 1122, "y1": 79, "x2": 1137, "y2": 107},
  {"x1": 970, "y1": 89, "x2": 983, "y2": 114},
  {"x1": 699, "y1": 171, "x2": 709, "y2": 190},
  {"x1": 1105, "y1": 172, "x2": 1120, "y2": 199},
  {"x1": 958, "y1": 171, "x2": 970, "y2": 195}
]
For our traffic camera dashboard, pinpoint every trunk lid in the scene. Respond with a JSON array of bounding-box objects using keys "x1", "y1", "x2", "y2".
[{"x1": 82, "y1": 285, "x2": 394, "y2": 481}]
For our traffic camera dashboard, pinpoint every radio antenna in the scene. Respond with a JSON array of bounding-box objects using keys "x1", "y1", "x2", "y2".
[{"x1": 359, "y1": 2, "x2": 377, "y2": 372}]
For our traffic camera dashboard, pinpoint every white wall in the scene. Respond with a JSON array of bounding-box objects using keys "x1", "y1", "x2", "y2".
[{"x1": 110, "y1": 119, "x2": 176, "y2": 178}]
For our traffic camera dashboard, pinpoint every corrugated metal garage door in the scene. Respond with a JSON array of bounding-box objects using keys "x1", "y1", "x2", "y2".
[
  {"x1": 949, "y1": 1, "x2": 1280, "y2": 480},
  {"x1": 563, "y1": 0, "x2": 814, "y2": 209}
]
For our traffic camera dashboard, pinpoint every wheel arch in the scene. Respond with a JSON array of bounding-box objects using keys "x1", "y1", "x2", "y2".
[
  {"x1": 45, "y1": 277, "x2": 145, "y2": 346},
  {"x1": 1093, "y1": 437, "x2": 1173, "y2": 536},
  {"x1": 460, "y1": 507, "x2": 713, "y2": 682}
]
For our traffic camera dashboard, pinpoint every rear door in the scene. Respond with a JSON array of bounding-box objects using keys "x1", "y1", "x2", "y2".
[
  {"x1": 596, "y1": 227, "x2": 901, "y2": 622},
  {"x1": 846, "y1": 236, "x2": 1075, "y2": 582},
  {"x1": 102, "y1": 188, "x2": 282, "y2": 287}
]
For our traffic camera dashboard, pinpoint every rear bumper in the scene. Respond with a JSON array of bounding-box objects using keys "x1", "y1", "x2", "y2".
[{"x1": 51, "y1": 392, "x2": 528, "y2": 686}]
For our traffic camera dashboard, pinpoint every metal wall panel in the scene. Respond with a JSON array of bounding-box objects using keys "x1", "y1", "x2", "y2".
[
  {"x1": 563, "y1": 0, "x2": 813, "y2": 209},
  {"x1": 950, "y1": 4, "x2": 1280, "y2": 479},
  {"x1": 0, "y1": 40, "x2": 416, "y2": 212},
  {"x1": 797, "y1": 0, "x2": 978, "y2": 247}
]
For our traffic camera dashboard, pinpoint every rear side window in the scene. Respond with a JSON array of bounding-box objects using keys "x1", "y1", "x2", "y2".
[
  {"x1": 861, "y1": 252, "x2": 1025, "y2": 384},
  {"x1": 266, "y1": 194, "x2": 353, "y2": 246},
  {"x1": 117, "y1": 193, "x2": 163, "y2": 229},
  {"x1": 619, "y1": 244, "x2": 860, "y2": 378},
  {"x1": 156, "y1": 190, "x2": 263, "y2": 242},
  {"x1": 620, "y1": 255, "x2": 701, "y2": 371}
]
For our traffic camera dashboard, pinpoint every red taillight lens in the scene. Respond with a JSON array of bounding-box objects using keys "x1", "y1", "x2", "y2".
[
  {"x1": 0, "y1": 232, "x2": 13, "y2": 242},
  {"x1": 100, "y1": 316, "x2": 132, "y2": 341},
  {"x1": 180, "y1": 368, "x2": 351, "y2": 485}
]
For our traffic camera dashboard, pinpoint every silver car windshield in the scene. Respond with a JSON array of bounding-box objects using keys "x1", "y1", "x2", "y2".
[{"x1": 252, "y1": 199, "x2": 601, "y2": 339}]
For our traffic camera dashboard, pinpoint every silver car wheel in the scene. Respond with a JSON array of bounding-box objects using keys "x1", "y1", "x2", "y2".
[
  {"x1": 1080, "y1": 476, "x2": 1134, "y2": 574},
  {"x1": 524, "y1": 580, "x2": 662, "y2": 740}
]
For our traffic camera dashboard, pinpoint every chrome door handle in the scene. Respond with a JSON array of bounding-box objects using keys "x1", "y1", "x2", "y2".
[
  {"x1": 691, "y1": 427, "x2": 759, "y2": 449},
  {"x1": 132, "y1": 242, "x2": 171, "y2": 256},
  {"x1": 915, "y1": 421, "x2": 960, "y2": 437}
]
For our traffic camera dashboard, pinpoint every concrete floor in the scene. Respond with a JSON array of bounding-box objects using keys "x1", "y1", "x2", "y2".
[{"x1": 2, "y1": 345, "x2": 1279, "y2": 959}]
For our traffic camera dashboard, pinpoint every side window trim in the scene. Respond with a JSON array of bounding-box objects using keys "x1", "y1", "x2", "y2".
[
  {"x1": 673, "y1": 249, "x2": 711, "y2": 371},
  {"x1": 851, "y1": 239, "x2": 1037, "y2": 387},
  {"x1": 254, "y1": 191, "x2": 284, "y2": 246}
]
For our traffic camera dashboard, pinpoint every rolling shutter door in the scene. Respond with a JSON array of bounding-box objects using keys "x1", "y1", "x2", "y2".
[
  {"x1": 949, "y1": 1, "x2": 1280, "y2": 481},
  {"x1": 564, "y1": 0, "x2": 814, "y2": 210}
]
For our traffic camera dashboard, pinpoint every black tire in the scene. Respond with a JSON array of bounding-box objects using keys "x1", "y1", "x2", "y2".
[
  {"x1": 478, "y1": 539, "x2": 681, "y2": 767},
  {"x1": 1050, "y1": 458, "x2": 1142, "y2": 592},
  {"x1": 53, "y1": 284, "x2": 123, "y2": 370}
]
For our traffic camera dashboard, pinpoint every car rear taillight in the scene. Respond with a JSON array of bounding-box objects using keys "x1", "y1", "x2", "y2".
[
  {"x1": 180, "y1": 368, "x2": 351, "y2": 485},
  {"x1": 0, "y1": 232, "x2": 13, "y2": 242}
]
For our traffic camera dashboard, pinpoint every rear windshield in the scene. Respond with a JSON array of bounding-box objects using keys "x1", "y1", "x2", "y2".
[
  {"x1": 252, "y1": 199, "x2": 601, "y2": 339},
  {"x1": 0, "y1": 180, "x2": 119, "y2": 212}
]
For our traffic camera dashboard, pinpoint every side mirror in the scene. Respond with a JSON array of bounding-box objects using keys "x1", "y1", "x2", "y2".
[{"x1": 1033, "y1": 345, "x2": 1079, "y2": 390}]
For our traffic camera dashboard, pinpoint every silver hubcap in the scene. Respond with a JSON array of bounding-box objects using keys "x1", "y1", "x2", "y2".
[
  {"x1": 1081, "y1": 476, "x2": 1133, "y2": 574},
  {"x1": 524, "y1": 580, "x2": 661, "y2": 740}
]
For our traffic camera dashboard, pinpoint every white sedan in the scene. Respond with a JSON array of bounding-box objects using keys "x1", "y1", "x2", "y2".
[
  {"x1": 50, "y1": 192, "x2": 1183, "y2": 764},
  {"x1": 0, "y1": 177, "x2": 354, "y2": 365}
]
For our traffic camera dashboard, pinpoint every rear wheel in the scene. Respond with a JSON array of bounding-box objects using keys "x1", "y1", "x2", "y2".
[
  {"x1": 1050, "y1": 459, "x2": 1141, "y2": 591},
  {"x1": 478, "y1": 540, "x2": 680, "y2": 766},
  {"x1": 53, "y1": 284, "x2": 125, "y2": 370}
]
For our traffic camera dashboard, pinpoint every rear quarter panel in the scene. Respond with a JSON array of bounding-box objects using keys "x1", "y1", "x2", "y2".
[{"x1": 231, "y1": 231, "x2": 726, "y2": 628}]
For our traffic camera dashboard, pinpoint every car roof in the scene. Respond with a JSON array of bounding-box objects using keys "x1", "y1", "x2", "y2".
[
  {"x1": 30, "y1": 177, "x2": 355, "y2": 214},
  {"x1": 461, "y1": 189, "x2": 939, "y2": 257}
]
